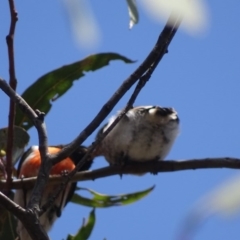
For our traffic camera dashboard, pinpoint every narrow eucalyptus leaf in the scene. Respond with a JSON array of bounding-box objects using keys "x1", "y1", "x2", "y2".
[
  {"x1": 71, "y1": 185, "x2": 155, "y2": 208},
  {"x1": 66, "y1": 209, "x2": 95, "y2": 240},
  {"x1": 15, "y1": 53, "x2": 135, "y2": 130},
  {"x1": 126, "y1": 0, "x2": 139, "y2": 29}
]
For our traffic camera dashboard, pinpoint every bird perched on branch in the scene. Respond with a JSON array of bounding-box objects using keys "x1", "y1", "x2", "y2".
[
  {"x1": 14, "y1": 145, "x2": 92, "y2": 240},
  {"x1": 95, "y1": 106, "x2": 179, "y2": 165}
]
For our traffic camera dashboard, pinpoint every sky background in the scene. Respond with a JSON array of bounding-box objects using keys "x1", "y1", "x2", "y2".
[{"x1": 1, "y1": 1, "x2": 240, "y2": 240}]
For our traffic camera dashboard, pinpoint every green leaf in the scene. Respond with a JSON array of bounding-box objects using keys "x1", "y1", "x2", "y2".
[
  {"x1": 71, "y1": 185, "x2": 155, "y2": 208},
  {"x1": 0, "y1": 126, "x2": 30, "y2": 165},
  {"x1": 15, "y1": 53, "x2": 135, "y2": 130},
  {"x1": 126, "y1": 0, "x2": 139, "y2": 29},
  {"x1": 67, "y1": 209, "x2": 95, "y2": 240}
]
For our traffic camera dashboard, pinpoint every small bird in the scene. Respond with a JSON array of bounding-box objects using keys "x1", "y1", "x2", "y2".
[
  {"x1": 95, "y1": 106, "x2": 179, "y2": 165},
  {"x1": 14, "y1": 145, "x2": 92, "y2": 240}
]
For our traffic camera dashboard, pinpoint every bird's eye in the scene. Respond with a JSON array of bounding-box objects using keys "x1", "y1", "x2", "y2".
[
  {"x1": 162, "y1": 108, "x2": 174, "y2": 114},
  {"x1": 144, "y1": 106, "x2": 156, "y2": 112},
  {"x1": 148, "y1": 107, "x2": 173, "y2": 117},
  {"x1": 138, "y1": 108, "x2": 147, "y2": 113}
]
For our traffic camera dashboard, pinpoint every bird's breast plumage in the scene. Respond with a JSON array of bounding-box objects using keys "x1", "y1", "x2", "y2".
[{"x1": 97, "y1": 105, "x2": 179, "y2": 164}]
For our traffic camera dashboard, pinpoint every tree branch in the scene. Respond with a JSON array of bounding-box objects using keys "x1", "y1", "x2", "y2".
[
  {"x1": 0, "y1": 191, "x2": 25, "y2": 215},
  {"x1": 0, "y1": 79, "x2": 37, "y2": 122},
  {"x1": 37, "y1": 13, "x2": 183, "y2": 214},
  {"x1": 1, "y1": 14, "x2": 183, "y2": 218},
  {"x1": 2, "y1": 158, "x2": 239, "y2": 190},
  {"x1": 25, "y1": 109, "x2": 50, "y2": 212},
  {"x1": 5, "y1": 0, "x2": 18, "y2": 193},
  {"x1": 1, "y1": 12, "x2": 182, "y2": 240},
  {"x1": 0, "y1": 79, "x2": 50, "y2": 239},
  {"x1": 0, "y1": 191, "x2": 49, "y2": 240},
  {"x1": 40, "y1": 72, "x2": 151, "y2": 215},
  {"x1": 50, "y1": 13, "x2": 183, "y2": 165}
]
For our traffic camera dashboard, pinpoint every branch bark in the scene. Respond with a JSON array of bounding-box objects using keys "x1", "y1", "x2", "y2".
[
  {"x1": 39, "y1": 14, "x2": 183, "y2": 214},
  {"x1": 5, "y1": 0, "x2": 18, "y2": 193},
  {"x1": 1, "y1": 158, "x2": 239, "y2": 190},
  {"x1": 0, "y1": 80, "x2": 50, "y2": 239},
  {"x1": 0, "y1": 12, "x2": 183, "y2": 240},
  {"x1": 50, "y1": 13, "x2": 183, "y2": 165},
  {"x1": 0, "y1": 191, "x2": 49, "y2": 240}
]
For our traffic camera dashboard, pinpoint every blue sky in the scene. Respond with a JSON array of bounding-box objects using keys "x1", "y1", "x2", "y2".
[{"x1": 1, "y1": 1, "x2": 240, "y2": 240}]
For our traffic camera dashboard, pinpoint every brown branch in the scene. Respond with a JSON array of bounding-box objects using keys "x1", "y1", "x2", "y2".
[
  {"x1": 1, "y1": 158, "x2": 240, "y2": 190},
  {"x1": 0, "y1": 80, "x2": 50, "y2": 217},
  {"x1": 40, "y1": 14, "x2": 183, "y2": 213},
  {"x1": 50, "y1": 14, "x2": 183, "y2": 165},
  {"x1": 0, "y1": 79, "x2": 36, "y2": 119},
  {"x1": 0, "y1": 191, "x2": 49, "y2": 240},
  {"x1": 3, "y1": 1, "x2": 50, "y2": 239},
  {"x1": 0, "y1": 79, "x2": 49, "y2": 239},
  {"x1": 26, "y1": 109, "x2": 50, "y2": 212},
  {"x1": 5, "y1": 0, "x2": 18, "y2": 193},
  {"x1": 1, "y1": 12, "x2": 182, "y2": 239},
  {"x1": 0, "y1": 191, "x2": 25, "y2": 215},
  {"x1": 0, "y1": 80, "x2": 48, "y2": 154},
  {"x1": 39, "y1": 73, "x2": 150, "y2": 214}
]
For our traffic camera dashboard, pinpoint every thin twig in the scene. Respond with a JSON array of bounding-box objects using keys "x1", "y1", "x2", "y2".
[
  {"x1": 5, "y1": 0, "x2": 18, "y2": 193},
  {"x1": 37, "y1": 14, "x2": 183, "y2": 215},
  {"x1": 0, "y1": 79, "x2": 49, "y2": 239},
  {"x1": 1, "y1": 158, "x2": 240, "y2": 190},
  {"x1": 40, "y1": 74, "x2": 147, "y2": 214},
  {"x1": 0, "y1": 190, "x2": 25, "y2": 214},
  {"x1": 49, "y1": 14, "x2": 183, "y2": 165},
  {"x1": 1, "y1": 12, "x2": 182, "y2": 239},
  {"x1": 26, "y1": 109, "x2": 50, "y2": 212},
  {"x1": 0, "y1": 191, "x2": 49, "y2": 240}
]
